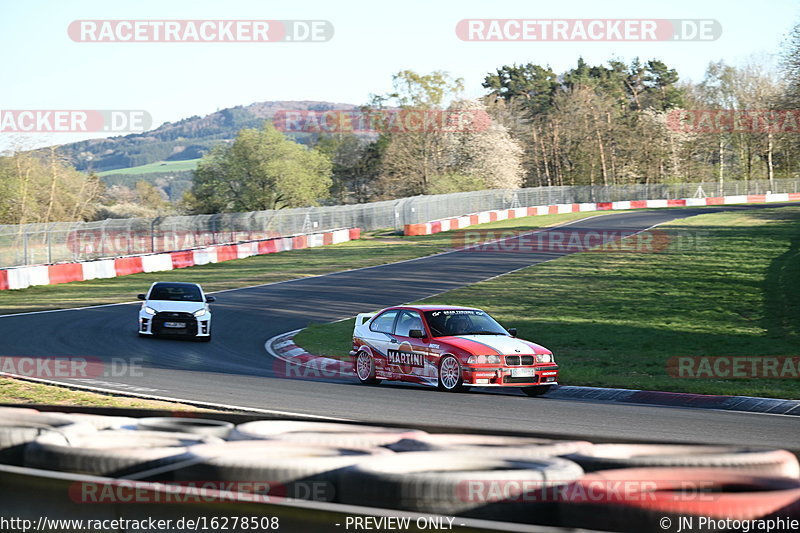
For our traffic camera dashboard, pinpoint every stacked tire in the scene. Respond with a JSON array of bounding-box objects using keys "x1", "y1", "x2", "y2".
[{"x1": 2, "y1": 408, "x2": 798, "y2": 531}]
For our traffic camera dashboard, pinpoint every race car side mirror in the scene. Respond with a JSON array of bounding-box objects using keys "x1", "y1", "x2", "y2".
[
  {"x1": 137, "y1": 294, "x2": 146, "y2": 300},
  {"x1": 409, "y1": 329, "x2": 425, "y2": 339},
  {"x1": 507, "y1": 328, "x2": 518, "y2": 337},
  {"x1": 205, "y1": 296, "x2": 216, "y2": 303}
]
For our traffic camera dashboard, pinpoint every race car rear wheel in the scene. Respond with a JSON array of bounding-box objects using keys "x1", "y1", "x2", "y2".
[
  {"x1": 355, "y1": 351, "x2": 380, "y2": 385},
  {"x1": 522, "y1": 385, "x2": 552, "y2": 397},
  {"x1": 438, "y1": 355, "x2": 465, "y2": 392}
]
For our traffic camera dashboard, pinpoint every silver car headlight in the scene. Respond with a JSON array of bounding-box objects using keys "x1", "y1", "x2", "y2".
[
  {"x1": 536, "y1": 354, "x2": 553, "y2": 363},
  {"x1": 143, "y1": 306, "x2": 157, "y2": 315},
  {"x1": 467, "y1": 355, "x2": 501, "y2": 364},
  {"x1": 193, "y1": 308, "x2": 207, "y2": 317}
]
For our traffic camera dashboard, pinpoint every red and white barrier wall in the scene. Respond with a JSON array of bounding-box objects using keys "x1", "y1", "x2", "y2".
[
  {"x1": 403, "y1": 193, "x2": 800, "y2": 236},
  {"x1": 0, "y1": 228, "x2": 360, "y2": 291}
]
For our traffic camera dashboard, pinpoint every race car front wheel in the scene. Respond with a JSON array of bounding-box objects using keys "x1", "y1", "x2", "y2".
[
  {"x1": 522, "y1": 385, "x2": 552, "y2": 397},
  {"x1": 355, "y1": 351, "x2": 380, "y2": 385},
  {"x1": 438, "y1": 355, "x2": 465, "y2": 392}
]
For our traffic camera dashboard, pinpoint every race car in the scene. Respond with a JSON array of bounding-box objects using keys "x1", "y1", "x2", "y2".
[
  {"x1": 349, "y1": 305, "x2": 558, "y2": 396},
  {"x1": 137, "y1": 282, "x2": 215, "y2": 341}
]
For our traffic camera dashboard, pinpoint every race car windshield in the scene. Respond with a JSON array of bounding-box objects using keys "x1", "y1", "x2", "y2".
[
  {"x1": 149, "y1": 284, "x2": 203, "y2": 302},
  {"x1": 424, "y1": 310, "x2": 509, "y2": 337}
]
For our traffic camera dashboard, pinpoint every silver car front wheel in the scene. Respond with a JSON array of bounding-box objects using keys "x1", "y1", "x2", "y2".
[{"x1": 438, "y1": 355, "x2": 465, "y2": 392}]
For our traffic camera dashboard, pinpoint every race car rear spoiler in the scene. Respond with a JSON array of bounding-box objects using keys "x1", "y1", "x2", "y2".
[{"x1": 355, "y1": 312, "x2": 376, "y2": 327}]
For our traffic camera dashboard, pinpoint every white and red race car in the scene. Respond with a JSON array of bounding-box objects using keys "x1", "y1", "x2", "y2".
[{"x1": 350, "y1": 305, "x2": 559, "y2": 396}]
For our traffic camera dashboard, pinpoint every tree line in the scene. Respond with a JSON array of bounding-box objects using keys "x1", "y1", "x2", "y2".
[{"x1": 2, "y1": 23, "x2": 800, "y2": 223}]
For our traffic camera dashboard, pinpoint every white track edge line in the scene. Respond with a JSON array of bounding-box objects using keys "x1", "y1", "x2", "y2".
[{"x1": 0, "y1": 372, "x2": 350, "y2": 421}]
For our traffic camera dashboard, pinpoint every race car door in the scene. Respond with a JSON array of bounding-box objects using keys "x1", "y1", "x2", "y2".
[
  {"x1": 390, "y1": 310, "x2": 436, "y2": 385},
  {"x1": 362, "y1": 308, "x2": 400, "y2": 375}
]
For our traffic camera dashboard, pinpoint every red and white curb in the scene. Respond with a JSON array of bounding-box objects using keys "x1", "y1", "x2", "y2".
[
  {"x1": 0, "y1": 228, "x2": 360, "y2": 291},
  {"x1": 270, "y1": 330, "x2": 799, "y2": 415},
  {"x1": 265, "y1": 329, "x2": 354, "y2": 380},
  {"x1": 403, "y1": 193, "x2": 800, "y2": 236},
  {"x1": 548, "y1": 386, "x2": 800, "y2": 416}
]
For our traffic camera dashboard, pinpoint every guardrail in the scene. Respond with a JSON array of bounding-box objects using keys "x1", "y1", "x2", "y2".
[
  {"x1": 3, "y1": 178, "x2": 799, "y2": 267},
  {"x1": 0, "y1": 228, "x2": 359, "y2": 291},
  {"x1": 404, "y1": 193, "x2": 800, "y2": 236}
]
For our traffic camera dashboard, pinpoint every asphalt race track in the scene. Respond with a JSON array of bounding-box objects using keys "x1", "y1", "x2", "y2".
[{"x1": 1, "y1": 204, "x2": 797, "y2": 449}]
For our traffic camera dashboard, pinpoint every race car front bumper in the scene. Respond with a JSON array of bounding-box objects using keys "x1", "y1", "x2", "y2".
[
  {"x1": 461, "y1": 365, "x2": 559, "y2": 386},
  {"x1": 140, "y1": 312, "x2": 210, "y2": 338}
]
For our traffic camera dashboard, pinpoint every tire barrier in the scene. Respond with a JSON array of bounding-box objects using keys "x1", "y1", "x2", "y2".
[
  {"x1": 387, "y1": 433, "x2": 592, "y2": 458},
  {"x1": 173, "y1": 440, "x2": 392, "y2": 502},
  {"x1": 62, "y1": 413, "x2": 138, "y2": 430},
  {"x1": 24, "y1": 430, "x2": 223, "y2": 477},
  {"x1": 563, "y1": 444, "x2": 800, "y2": 478},
  {"x1": 0, "y1": 409, "x2": 97, "y2": 465},
  {"x1": 2, "y1": 407, "x2": 799, "y2": 531},
  {"x1": 558, "y1": 467, "x2": 800, "y2": 532},
  {"x1": 136, "y1": 417, "x2": 234, "y2": 438},
  {"x1": 337, "y1": 451, "x2": 584, "y2": 524},
  {"x1": 232, "y1": 421, "x2": 427, "y2": 448}
]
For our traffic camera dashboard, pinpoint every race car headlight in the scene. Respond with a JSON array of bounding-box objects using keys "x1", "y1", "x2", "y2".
[
  {"x1": 193, "y1": 308, "x2": 207, "y2": 317},
  {"x1": 467, "y1": 355, "x2": 501, "y2": 364},
  {"x1": 143, "y1": 306, "x2": 157, "y2": 315},
  {"x1": 536, "y1": 354, "x2": 553, "y2": 363}
]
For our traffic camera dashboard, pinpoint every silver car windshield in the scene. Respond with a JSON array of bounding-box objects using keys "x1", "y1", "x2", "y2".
[{"x1": 424, "y1": 309, "x2": 508, "y2": 337}]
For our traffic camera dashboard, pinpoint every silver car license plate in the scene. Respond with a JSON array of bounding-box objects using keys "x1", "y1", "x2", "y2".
[
  {"x1": 511, "y1": 368, "x2": 536, "y2": 377},
  {"x1": 164, "y1": 322, "x2": 185, "y2": 328}
]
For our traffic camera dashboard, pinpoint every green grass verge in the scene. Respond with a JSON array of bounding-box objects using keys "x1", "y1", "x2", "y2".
[
  {"x1": 0, "y1": 377, "x2": 206, "y2": 410},
  {"x1": 0, "y1": 211, "x2": 601, "y2": 315},
  {"x1": 97, "y1": 158, "x2": 201, "y2": 176},
  {"x1": 295, "y1": 206, "x2": 800, "y2": 399}
]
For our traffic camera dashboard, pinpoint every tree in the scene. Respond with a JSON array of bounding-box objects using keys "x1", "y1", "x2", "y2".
[
  {"x1": 375, "y1": 99, "x2": 524, "y2": 198},
  {"x1": 0, "y1": 147, "x2": 100, "y2": 224},
  {"x1": 370, "y1": 70, "x2": 465, "y2": 198},
  {"x1": 135, "y1": 181, "x2": 169, "y2": 211},
  {"x1": 315, "y1": 134, "x2": 384, "y2": 203},
  {"x1": 186, "y1": 123, "x2": 332, "y2": 213},
  {"x1": 482, "y1": 63, "x2": 559, "y2": 115},
  {"x1": 449, "y1": 100, "x2": 524, "y2": 189},
  {"x1": 381, "y1": 70, "x2": 464, "y2": 108}
]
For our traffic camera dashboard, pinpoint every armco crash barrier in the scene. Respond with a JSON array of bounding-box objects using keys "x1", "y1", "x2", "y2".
[
  {"x1": 403, "y1": 193, "x2": 800, "y2": 236},
  {"x1": 0, "y1": 228, "x2": 359, "y2": 291}
]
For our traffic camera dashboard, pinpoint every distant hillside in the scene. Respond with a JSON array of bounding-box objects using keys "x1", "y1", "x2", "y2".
[{"x1": 58, "y1": 101, "x2": 359, "y2": 173}]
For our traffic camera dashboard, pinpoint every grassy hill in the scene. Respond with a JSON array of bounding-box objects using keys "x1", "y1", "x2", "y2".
[
  {"x1": 59, "y1": 100, "x2": 359, "y2": 173},
  {"x1": 97, "y1": 159, "x2": 201, "y2": 176}
]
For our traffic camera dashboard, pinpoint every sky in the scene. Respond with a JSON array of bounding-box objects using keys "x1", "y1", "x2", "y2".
[{"x1": 1, "y1": 0, "x2": 798, "y2": 151}]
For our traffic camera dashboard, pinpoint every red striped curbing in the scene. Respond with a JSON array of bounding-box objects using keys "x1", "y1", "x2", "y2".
[
  {"x1": 403, "y1": 193, "x2": 800, "y2": 236},
  {"x1": 0, "y1": 228, "x2": 359, "y2": 292},
  {"x1": 268, "y1": 330, "x2": 354, "y2": 381}
]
